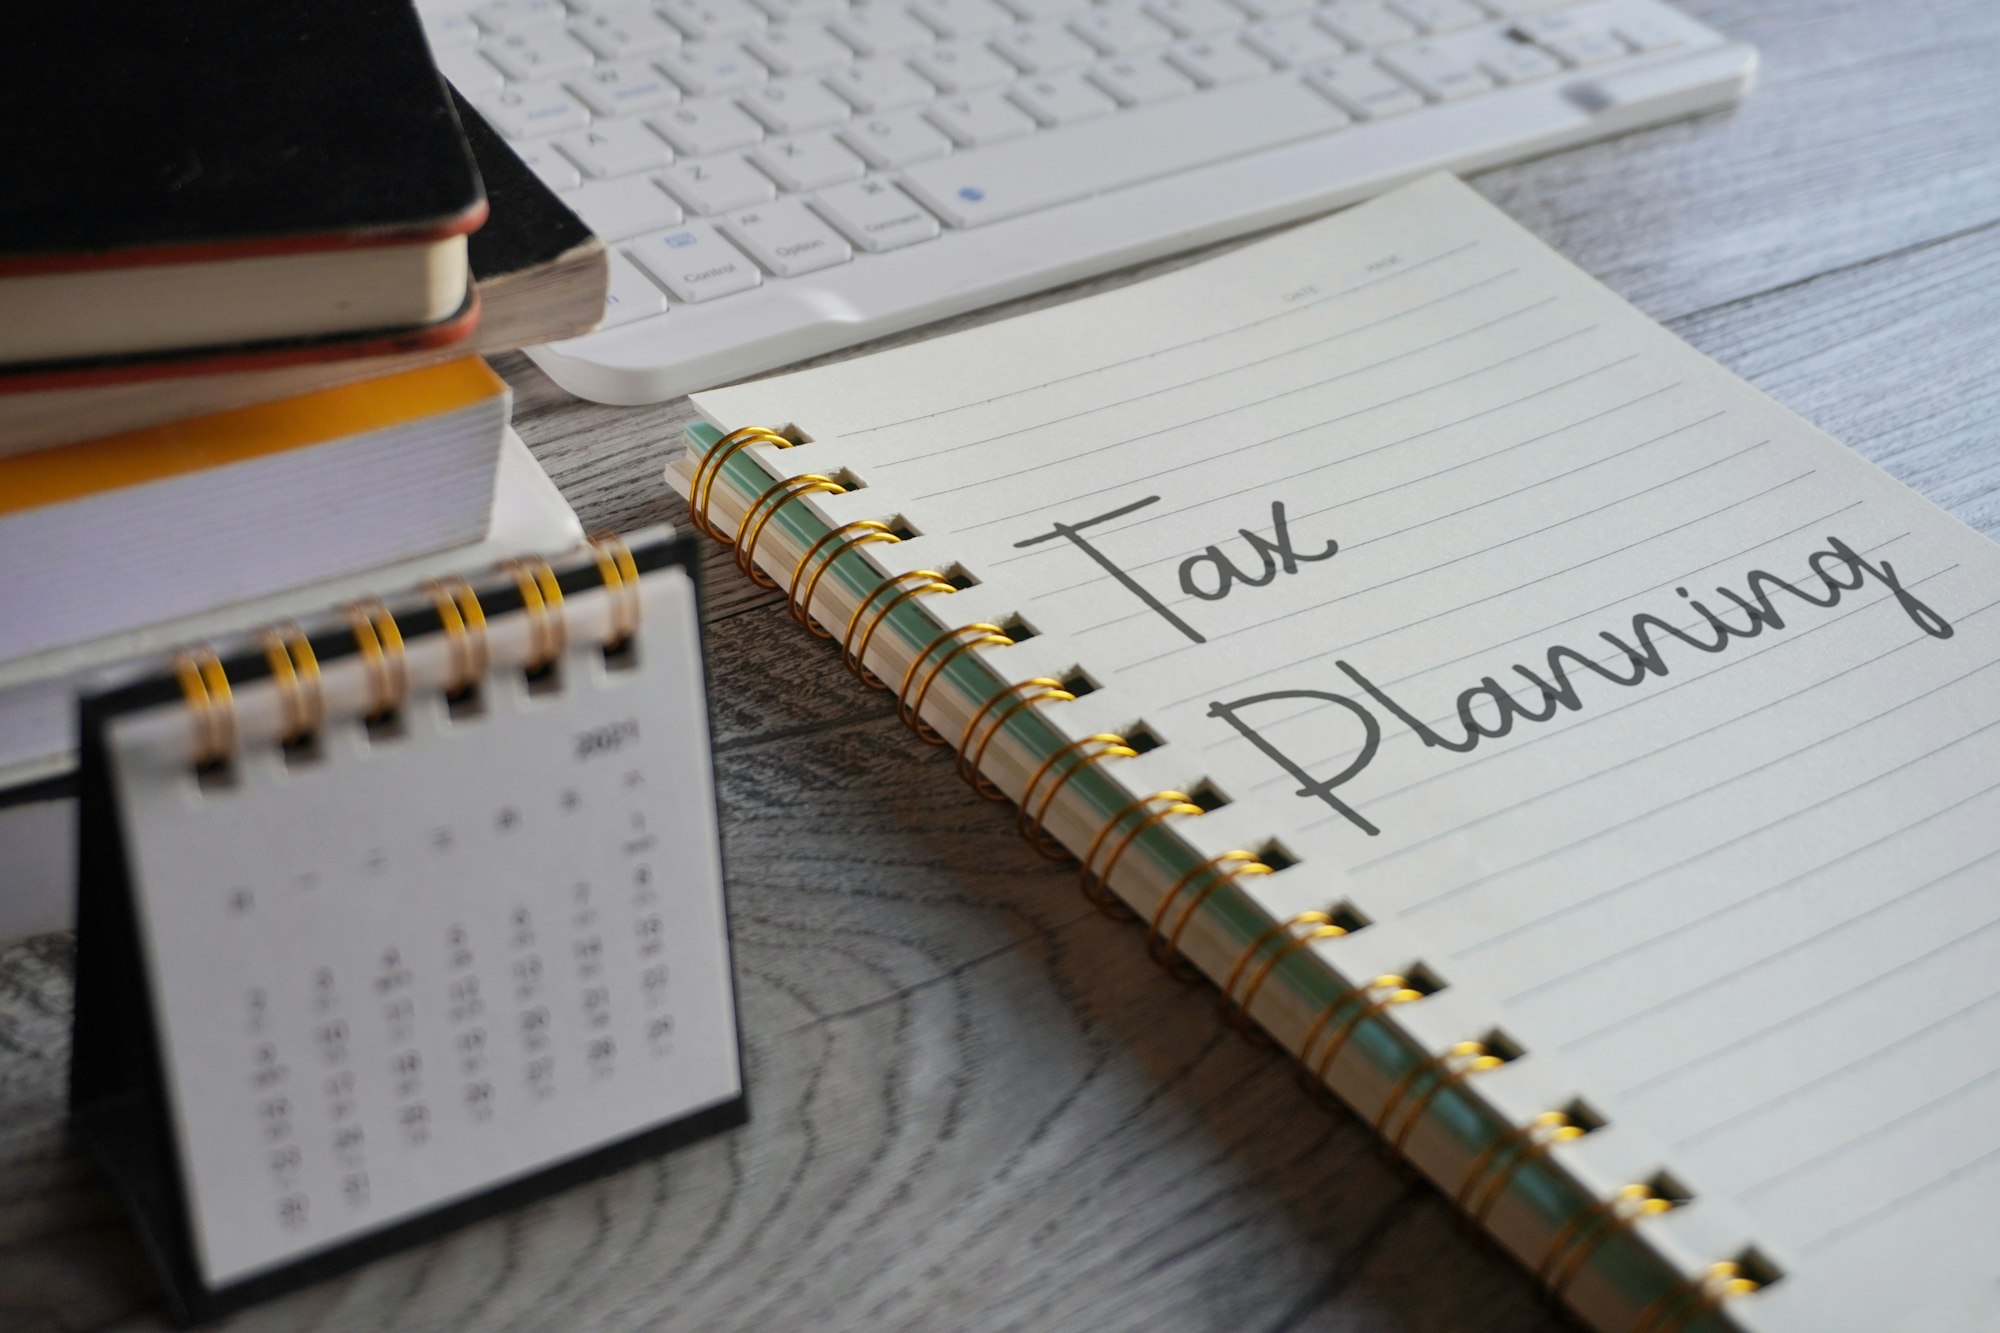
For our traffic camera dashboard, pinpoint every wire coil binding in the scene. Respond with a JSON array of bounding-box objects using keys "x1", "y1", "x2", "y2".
[
  {"x1": 1079, "y1": 791, "x2": 1205, "y2": 920},
  {"x1": 792, "y1": 521, "x2": 900, "y2": 636},
  {"x1": 1454, "y1": 1110, "x2": 1586, "y2": 1225},
  {"x1": 899, "y1": 623, "x2": 1013, "y2": 742},
  {"x1": 1373, "y1": 1040, "x2": 1505, "y2": 1152},
  {"x1": 738, "y1": 473, "x2": 848, "y2": 586},
  {"x1": 1295, "y1": 974, "x2": 1425, "y2": 1105},
  {"x1": 1217, "y1": 911, "x2": 1348, "y2": 1039},
  {"x1": 505, "y1": 557, "x2": 567, "y2": 673},
  {"x1": 1017, "y1": 734, "x2": 1137, "y2": 856},
  {"x1": 1146, "y1": 852, "x2": 1274, "y2": 978},
  {"x1": 1631, "y1": 1262, "x2": 1761, "y2": 1333},
  {"x1": 345, "y1": 597, "x2": 407, "y2": 722},
  {"x1": 1538, "y1": 1183, "x2": 1676, "y2": 1299},
  {"x1": 689, "y1": 425, "x2": 793, "y2": 541},
  {"x1": 845, "y1": 570, "x2": 956, "y2": 687},
  {"x1": 173, "y1": 648, "x2": 235, "y2": 769},
  {"x1": 589, "y1": 533, "x2": 643, "y2": 650},
  {"x1": 259, "y1": 624, "x2": 323, "y2": 748},
  {"x1": 428, "y1": 577, "x2": 489, "y2": 698},
  {"x1": 956, "y1": 678, "x2": 1074, "y2": 796}
]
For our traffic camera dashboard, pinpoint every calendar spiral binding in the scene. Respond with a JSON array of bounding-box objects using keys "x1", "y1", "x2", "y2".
[
  {"x1": 167, "y1": 534, "x2": 647, "y2": 770},
  {"x1": 686, "y1": 426, "x2": 1773, "y2": 1332}
]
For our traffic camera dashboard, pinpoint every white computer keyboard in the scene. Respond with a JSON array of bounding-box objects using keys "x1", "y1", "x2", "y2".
[{"x1": 419, "y1": 0, "x2": 1753, "y2": 404}]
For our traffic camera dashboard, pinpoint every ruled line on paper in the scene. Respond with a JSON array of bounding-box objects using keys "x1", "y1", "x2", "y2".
[
  {"x1": 1009, "y1": 382, "x2": 1695, "y2": 589},
  {"x1": 919, "y1": 321, "x2": 1604, "y2": 508},
  {"x1": 832, "y1": 240, "x2": 1485, "y2": 439},
  {"x1": 1072, "y1": 428, "x2": 1758, "y2": 640},
  {"x1": 1591, "y1": 838, "x2": 2000, "y2": 1079},
  {"x1": 876, "y1": 268, "x2": 1528, "y2": 468},
  {"x1": 1222, "y1": 501, "x2": 1868, "y2": 758},
  {"x1": 1389, "y1": 622, "x2": 1997, "y2": 911},
  {"x1": 1128, "y1": 458, "x2": 1811, "y2": 676},
  {"x1": 1799, "y1": 1140, "x2": 2000, "y2": 1255},
  {"x1": 1361, "y1": 580, "x2": 1983, "y2": 860},
  {"x1": 1745, "y1": 1063, "x2": 2000, "y2": 1206},
  {"x1": 1679, "y1": 976, "x2": 2000, "y2": 1156},
  {"x1": 959, "y1": 338, "x2": 1628, "y2": 537},
  {"x1": 1485, "y1": 761, "x2": 2000, "y2": 997}
]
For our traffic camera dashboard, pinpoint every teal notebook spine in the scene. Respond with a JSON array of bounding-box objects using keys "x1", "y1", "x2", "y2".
[{"x1": 677, "y1": 421, "x2": 1761, "y2": 1333}]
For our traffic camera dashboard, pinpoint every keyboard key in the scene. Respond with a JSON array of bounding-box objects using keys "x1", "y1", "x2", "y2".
[
  {"x1": 1086, "y1": 56, "x2": 1193, "y2": 106},
  {"x1": 813, "y1": 179, "x2": 942, "y2": 252},
  {"x1": 1067, "y1": 2, "x2": 1174, "y2": 56},
  {"x1": 1614, "y1": 17, "x2": 1685, "y2": 52},
  {"x1": 557, "y1": 119, "x2": 676, "y2": 176},
  {"x1": 1469, "y1": 34, "x2": 1559, "y2": 83},
  {"x1": 569, "y1": 58, "x2": 682, "y2": 115},
  {"x1": 474, "y1": 0, "x2": 568, "y2": 32},
  {"x1": 740, "y1": 77, "x2": 853, "y2": 132},
  {"x1": 723, "y1": 199, "x2": 854, "y2": 274},
  {"x1": 629, "y1": 221, "x2": 764, "y2": 300},
  {"x1": 751, "y1": 130, "x2": 869, "y2": 188},
  {"x1": 988, "y1": 22, "x2": 1098, "y2": 74},
  {"x1": 1007, "y1": 70, "x2": 1117, "y2": 124},
  {"x1": 658, "y1": 152, "x2": 779, "y2": 213},
  {"x1": 564, "y1": 175, "x2": 685, "y2": 237},
  {"x1": 1386, "y1": 0, "x2": 1483, "y2": 33},
  {"x1": 436, "y1": 47, "x2": 506, "y2": 95},
  {"x1": 423, "y1": 11, "x2": 484, "y2": 48},
  {"x1": 512, "y1": 138, "x2": 583, "y2": 189},
  {"x1": 745, "y1": 23, "x2": 855, "y2": 75},
  {"x1": 825, "y1": 57, "x2": 940, "y2": 112},
  {"x1": 657, "y1": 0, "x2": 768, "y2": 38},
  {"x1": 1521, "y1": 15, "x2": 1628, "y2": 66},
  {"x1": 839, "y1": 109, "x2": 954, "y2": 166},
  {"x1": 570, "y1": 5, "x2": 682, "y2": 57},
  {"x1": 925, "y1": 90, "x2": 1037, "y2": 145},
  {"x1": 750, "y1": 0, "x2": 845, "y2": 20},
  {"x1": 901, "y1": 75, "x2": 1347, "y2": 226},
  {"x1": 597, "y1": 252, "x2": 670, "y2": 328},
  {"x1": 1233, "y1": 0, "x2": 1313, "y2": 20},
  {"x1": 908, "y1": 0, "x2": 1014, "y2": 38},
  {"x1": 1476, "y1": 0, "x2": 1573, "y2": 13},
  {"x1": 996, "y1": 0, "x2": 1077, "y2": 18},
  {"x1": 657, "y1": 40, "x2": 770, "y2": 95},
  {"x1": 479, "y1": 82, "x2": 592, "y2": 138},
  {"x1": 1377, "y1": 40, "x2": 1493, "y2": 98},
  {"x1": 1164, "y1": 37, "x2": 1270, "y2": 86},
  {"x1": 1316, "y1": 0, "x2": 1416, "y2": 47},
  {"x1": 909, "y1": 39, "x2": 1018, "y2": 92},
  {"x1": 650, "y1": 97, "x2": 766, "y2": 154},
  {"x1": 1242, "y1": 16, "x2": 1345, "y2": 67},
  {"x1": 1303, "y1": 55, "x2": 1424, "y2": 116},
  {"x1": 483, "y1": 26, "x2": 596, "y2": 79},
  {"x1": 830, "y1": 6, "x2": 935, "y2": 56},
  {"x1": 1141, "y1": 0, "x2": 1242, "y2": 37}
]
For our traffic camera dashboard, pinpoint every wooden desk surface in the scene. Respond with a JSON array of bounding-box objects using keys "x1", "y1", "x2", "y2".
[{"x1": 6, "y1": 2, "x2": 2000, "y2": 1326}]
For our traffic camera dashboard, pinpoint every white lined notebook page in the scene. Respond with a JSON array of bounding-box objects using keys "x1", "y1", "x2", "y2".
[{"x1": 694, "y1": 175, "x2": 2000, "y2": 1333}]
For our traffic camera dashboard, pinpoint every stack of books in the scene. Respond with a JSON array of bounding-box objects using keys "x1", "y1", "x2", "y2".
[{"x1": 0, "y1": 0, "x2": 613, "y2": 935}]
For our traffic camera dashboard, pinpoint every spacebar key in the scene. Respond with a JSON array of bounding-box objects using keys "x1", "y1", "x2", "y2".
[{"x1": 900, "y1": 77, "x2": 1350, "y2": 228}]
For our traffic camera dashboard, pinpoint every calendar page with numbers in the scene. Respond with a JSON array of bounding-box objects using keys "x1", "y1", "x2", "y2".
[{"x1": 70, "y1": 530, "x2": 743, "y2": 1316}]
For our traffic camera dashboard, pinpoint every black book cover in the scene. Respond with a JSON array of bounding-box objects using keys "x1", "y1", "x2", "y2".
[
  {"x1": 0, "y1": 0, "x2": 484, "y2": 269},
  {"x1": 453, "y1": 89, "x2": 600, "y2": 284}
]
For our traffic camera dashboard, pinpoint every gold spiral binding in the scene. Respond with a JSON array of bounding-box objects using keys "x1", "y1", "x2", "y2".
[
  {"x1": 737, "y1": 473, "x2": 847, "y2": 586},
  {"x1": 1296, "y1": 974, "x2": 1425, "y2": 1103},
  {"x1": 590, "y1": 532, "x2": 642, "y2": 649},
  {"x1": 173, "y1": 648, "x2": 235, "y2": 769},
  {"x1": 1079, "y1": 791, "x2": 1205, "y2": 920},
  {"x1": 955, "y1": 677, "x2": 1074, "y2": 795},
  {"x1": 1146, "y1": 852, "x2": 1273, "y2": 977},
  {"x1": 428, "y1": 577, "x2": 489, "y2": 698},
  {"x1": 1373, "y1": 1040, "x2": 1505, "y2": 1153},
  {"x1": 259, "y1": 624, "x2": 323, "y2": 748},
  {"x1": 898, "y1": 623, "x2": 1012, "y2": 742},
  {"x1": 791, "y1": 520, "x2": 901, "y2": 636},
  {"x1": 1631, "y1": 1262, "x2": 1760, "y2": 1333},
  {"x1": 1017, "y1": 734, "x2": 1137, "y2": 857},
  {"x1": 689, "y1": 425, "x2": 793, "y2": 542},
  {"x1": 1217, "y1": 911, "x2": 1347, "y2": 1037},
  {"x1": 345, "y1": 597, "x2": 407, "y2": 722},
  {"x1": 845, "y1": 571, "x2": 957, "y2": 687},
  {"x1": 506, "y1": 557, "x2": 567, "y2": 673},
  {"x1": 1455, "y1": 1111, "x2": 1585, "y2": 1225},
  {"x1": 1537, "y1": 1183, "x2": 1675, "y2": 1299}
]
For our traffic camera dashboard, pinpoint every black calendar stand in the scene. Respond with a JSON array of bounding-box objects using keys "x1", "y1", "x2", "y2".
[{"x1": 68, "y1": 534, "x2": 748, "y2": 1324}]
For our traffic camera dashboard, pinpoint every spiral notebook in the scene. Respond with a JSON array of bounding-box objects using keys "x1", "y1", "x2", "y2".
[
  {"x1": 667, "y1": 175, "x2": 2000, "y2": 1333},
  {"x1": 70, "y1": 528, "x2": 743, "y2": 1321}
]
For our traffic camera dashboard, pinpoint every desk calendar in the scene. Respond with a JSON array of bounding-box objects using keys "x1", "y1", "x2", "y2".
[{"x1": 68, "y1": 527, "x2": 745, "y2": 1322}]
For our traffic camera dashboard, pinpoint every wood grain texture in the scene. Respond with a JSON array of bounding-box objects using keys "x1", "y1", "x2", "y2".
[{"x1": 5, "y1": 4, "x2": 2000, "y2": 1327}]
